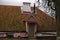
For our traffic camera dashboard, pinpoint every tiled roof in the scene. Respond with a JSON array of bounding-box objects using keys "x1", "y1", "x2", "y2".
[{"x1": 0, "y1": 5, "x2": 56, "y2": 31}]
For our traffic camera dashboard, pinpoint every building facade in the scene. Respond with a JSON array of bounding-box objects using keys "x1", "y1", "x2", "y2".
[{"x1": 0, "y1": 2, "x2": 56, "y2": 40}]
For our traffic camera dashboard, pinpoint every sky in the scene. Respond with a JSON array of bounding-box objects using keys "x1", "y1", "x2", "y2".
[{"x1": 0, "y1": 0, "x2": 36, "y2": 6}]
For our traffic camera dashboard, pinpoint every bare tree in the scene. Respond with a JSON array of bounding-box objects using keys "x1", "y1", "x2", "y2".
[{"x1": 36, "y1": 0, "x2": 56, "y2": 19}]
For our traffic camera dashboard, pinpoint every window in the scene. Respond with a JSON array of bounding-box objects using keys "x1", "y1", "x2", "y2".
[
  {"x1": 7, "y1": 33, "x2": 14, "y2": 38},
  {"x1": 0, "y1": 33, "x2": 6, "y2": 37}
]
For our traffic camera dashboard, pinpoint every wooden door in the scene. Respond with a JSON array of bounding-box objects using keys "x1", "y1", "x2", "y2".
[{"x1": 28, "y1": 23, "x2": 36, "y2": 39}]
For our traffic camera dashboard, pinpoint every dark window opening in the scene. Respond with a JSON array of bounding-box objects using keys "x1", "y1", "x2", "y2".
[{"x1": 7, "y1": 34, "x2": 14, "y2": 38}]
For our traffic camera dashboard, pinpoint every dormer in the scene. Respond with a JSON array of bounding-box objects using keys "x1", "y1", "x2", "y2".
[{"x1": 21, "y1": 2, "x2": 31, "y2": 14}]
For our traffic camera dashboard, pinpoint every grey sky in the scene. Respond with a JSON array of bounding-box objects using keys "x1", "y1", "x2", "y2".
[{"x1": 0, "y1": 0, "x2": 36, "y2": 6}]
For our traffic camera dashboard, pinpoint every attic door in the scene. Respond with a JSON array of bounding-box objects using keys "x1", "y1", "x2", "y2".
[{"x1": 28, "y1": 23, "x2": 36, "y2": 38}]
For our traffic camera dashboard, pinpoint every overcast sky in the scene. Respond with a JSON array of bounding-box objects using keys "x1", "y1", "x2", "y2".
[{"x1": 0, "y1": 0, "x2": 36, "y2": 6}]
